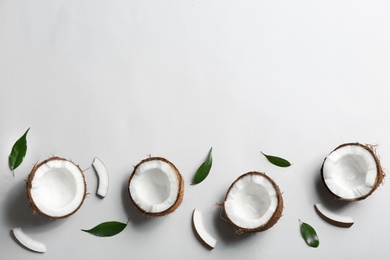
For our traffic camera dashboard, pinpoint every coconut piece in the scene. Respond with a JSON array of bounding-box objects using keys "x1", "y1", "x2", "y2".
[
  {"x1": 321, "y1": 143, "x2": 385, "y2": 201},
  {"x1": 26, "y1": 157, "x2": 87, "y2": 219},
  {"x1": 128, "y1": 157, "x2": 184, "y2": 217},
  {"x1": 314, "y1": 204, "x2": 354, "y2": 228},
  {"x1": 12, "y1": 228, "x2": 46, "y2": 253},
  {"x1": 192, "y1": 209, "x2": 217, "y2": 249},
  {"x1": 92, "y1": 157, "x2": 109, "y2": 198},
  {"x1": 223, "y1": 172, "x2": 284, "y2": 233}
]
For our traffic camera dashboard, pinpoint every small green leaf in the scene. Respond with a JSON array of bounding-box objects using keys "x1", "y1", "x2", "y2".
[
  {"x1": 261, "y1": 151, "x2": 291, "y2": 167},
  {"x1": 9, "y1": 128, "x2": 30, "y2": 172},
  {"x1": 192, "y1": 147, "x2": 213, "y2": 184},
  {"x1": 81, "y1": 221, "x2": 127, "y2": 237},
  {"x1": 299, "y1": 219, "x2": 319, "y2": 248}
]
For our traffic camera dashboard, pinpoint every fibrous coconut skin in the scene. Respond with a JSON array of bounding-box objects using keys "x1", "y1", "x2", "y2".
[
  {"x1": 26, "y1": 157, "x2": 87, "y2": 219},
  {"x1": 321, "y1": 143, "x2": 385, "y2": 202},
  {"x1": 223, "y1": 172, "x2": 284, "y2": 234},
  {"x1": 128, "y1": 157, "x2": 184, "y2": 217}
]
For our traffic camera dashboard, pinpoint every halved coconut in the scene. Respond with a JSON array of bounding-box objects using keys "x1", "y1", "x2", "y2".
[
  {"x1": 223, "y1": 172, "x2": 284, "y2": 233},
  {"x1": 321, "y1": 143, "x2": 385, "y2": 201},
  {"x1": 128, "y1": 157, "x2": 184, "y2": 217},
  {"x1": 26, "y1": 157, "x2": 87, "y2": 219}
]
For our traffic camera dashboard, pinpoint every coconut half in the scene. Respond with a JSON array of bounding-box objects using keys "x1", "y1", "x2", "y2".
[
  {"x1": 26, "y1": 157, "x2": 87, "y2": 219},
  {"x1": 128, "y1": 157, "x2": 184, "y2": 217},
  {"x1": 223, "y1": 172, "x2": 284, "y2": 233},
  {"x1": 321, "y1": 143, "x2": 385, "y2": 201}
]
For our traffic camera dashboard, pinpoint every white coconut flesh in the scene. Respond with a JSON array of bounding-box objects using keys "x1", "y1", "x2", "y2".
[
  {"x1": 12, "y1": 228, "x2": 46, "y2": 253},
  {"x1": 192, "y1": 209, "x2": 217, "y2": 249},
  {"x1": 29, "y1": 159, "x2": 86, "y2": 218},
  {"x1": 322, "y1": 145, "x2": 378, "y2": 200},
  {"x1": 314, "y1": 204, "x2": 354, "y2": 227},
  {"x1": 129, "y1": 159, "x2": 180, "y2": 213},
  {"x1": 224, "y1": 174, "x2": 279, "y2": 229},
  {"x1": 92, "y1": 157, "x2": 109, "y2": 198}
]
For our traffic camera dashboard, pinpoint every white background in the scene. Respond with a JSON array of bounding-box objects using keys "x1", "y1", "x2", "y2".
[{"x1": 1, "y1": 0, "x2": 390, "y2": 259}]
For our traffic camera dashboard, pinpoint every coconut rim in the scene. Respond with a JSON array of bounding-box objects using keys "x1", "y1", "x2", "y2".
[
  {"x1": 223, "y1": 171, "x2": 284, "y2": 233},
  {"x1": 321, "y1": 143, "x2": 385, "y2": 201},
  {"x1": 26, "y1": 157, "x2": 87, "y2": 219},
  {"x1": 128, "y1": 157, "x2": 184, "y2": 217}
]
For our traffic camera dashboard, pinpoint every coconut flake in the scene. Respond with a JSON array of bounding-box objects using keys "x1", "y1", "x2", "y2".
[
  {"x1": 314, "y1": 204, "x2": 354, "y2": 228},
  {"x1": 12, "y1": 228, "x2": 46, "y2": 253},
  {"x1": 192, "y1": 209, "x2": 217, "y2": 249},
  {"x1": 92, "y1": 157, "x2": 109, "y2": 198}
]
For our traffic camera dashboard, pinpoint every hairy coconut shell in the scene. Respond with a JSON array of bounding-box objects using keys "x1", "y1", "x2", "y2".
[
  {"x1": 128, "y1": 157, "x2": 184, "y2": 217},
  {"x1": 26, "y1": 157, "x2": 87, "y2": 219},
  {"x1": 321, "y1": 143, "x2": 385, "y2": 201},
  {"x1": 223, "y1": 171, "x2": 284, "y2": 234}
]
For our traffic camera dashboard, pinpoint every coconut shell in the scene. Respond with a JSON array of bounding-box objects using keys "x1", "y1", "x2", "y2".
[
  {"x1": 223, "y1": 171, "x2": 284, "y2": 234},
  {"x1": 321, "y1": 143, "x2": 385, "y2": 201},
  {"x1": 128, "y1": 157, "x2": 184, "y2": 217},
  {"x1": 26, "y1": 157, "x2": 87, "y2": 219}
]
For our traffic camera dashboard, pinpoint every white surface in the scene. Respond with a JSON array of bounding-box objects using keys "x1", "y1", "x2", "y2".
[{"x1": 1, "y1": 0, "x2": 390, "y2": 259}]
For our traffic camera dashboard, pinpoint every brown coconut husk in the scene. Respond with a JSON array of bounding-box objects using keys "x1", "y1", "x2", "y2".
[
  {"x1": 26, "y1": 156, "x2": 87, "y2": 219},
  {"x1": 128, "y1": 157, "x2": 184, "y2": 217},
  {"x1": 321, "y1": 143, "x2": 385, "y2": 201},
  {"x1": 222, "y1": 171, "x2": 284, "y2": 234}
]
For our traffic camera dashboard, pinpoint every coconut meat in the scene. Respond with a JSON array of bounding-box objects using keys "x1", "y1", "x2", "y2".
[
  {"x1": 129, "y1": 159, "x2": 179, "y2": 213},
  {"x1": 12, "y1": 228, "x2": 46, "y2": 253},
  {"x1": 314, "y1": 204, "x2": 354, "y2": 227},
  {"x1": 92, "y1": 157, "x2": 109, "y2": 198},
  {"x1": 192, "y1": 209, "x2": 217, "y2": 249},
  {"x1": 322, "y1": 145, "x2": 377, "y2": 199},
  {"x1": 224, "y1": 174, "x2": 279, "y2": 229},
  {"x1": 29, "y1": 159, "x2": 86, "y2": 218}
]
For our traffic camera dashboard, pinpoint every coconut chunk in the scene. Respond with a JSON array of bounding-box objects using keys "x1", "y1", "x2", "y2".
[
  {"x1": 321, "y1": 143, "x2": 385, "y2": 201},
  {"x1": 26, "y1": 157, "x2": 87, "y2": 219},
  {"x1": 92, "y1": 157, "x2": 109, "y2": 198},
  {"x1": 128, "y1": 157, "x2": 184, "y2": 216},
  {"x1": 314, "y1": 204, "x2": 354, "y2": 228},
  {"x1": 223, "y1": 172, "x2": 283, "y2": 233},
  {"x1": 12, "y1": 228, "x2": 46, "y2": 253},
  {"x1": 192, "y1": 209, "x2": 217, "y2": 249}
]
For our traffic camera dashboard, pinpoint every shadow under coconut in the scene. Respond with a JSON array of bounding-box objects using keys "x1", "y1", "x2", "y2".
[
  {"x1": 3, "y1": 180, "x2": 64, "y2": 232},
  {"x1": 314, "y1": 170, "x2": 351, "y2": 211}
]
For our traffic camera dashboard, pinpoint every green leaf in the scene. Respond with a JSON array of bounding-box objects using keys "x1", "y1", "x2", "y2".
[
  {"x1": 299, "y1": 219, "x2": 319, "y2": 248},
  {"x1": 9, "y1": 128, "x2": 30, "y2": 172},
  {"x1": 261, "y1": 151, "x2": 291, "y2": 167},
  {"x1": 192, "y1": 147, "x2": 213, "y2": 184},
  {"x1": 81, "y1": 221, "x2": 128, "y2": 237}
]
